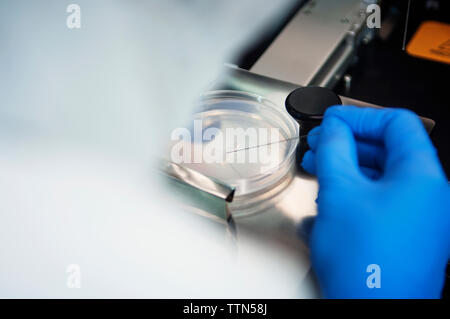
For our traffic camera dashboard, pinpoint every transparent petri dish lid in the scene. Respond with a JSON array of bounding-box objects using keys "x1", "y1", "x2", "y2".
[{"x1": 168, "y1": 90, "x2": 299, "y2": 215}]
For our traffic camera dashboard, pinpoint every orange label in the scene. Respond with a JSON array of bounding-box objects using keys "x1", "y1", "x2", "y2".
[{"x1": 406, "y1": 21, "x2": 450, "y2": 64}]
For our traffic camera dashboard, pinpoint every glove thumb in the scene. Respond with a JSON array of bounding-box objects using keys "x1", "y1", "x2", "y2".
[{"x1": 315, "y1": 113, "x2": 361, "y2": 185}]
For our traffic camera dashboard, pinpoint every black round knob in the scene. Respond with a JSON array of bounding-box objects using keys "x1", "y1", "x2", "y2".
[
  {"x1": 285, "y1": 86, "x2": 342, "y2": 171},
  {"x1": 285, "y1": 86, "x2": 342, "y2": 136}
]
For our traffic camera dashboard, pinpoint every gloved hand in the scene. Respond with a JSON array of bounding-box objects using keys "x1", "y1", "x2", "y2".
[{"x1": 301, "y1": 105, "x2": 450, "y2": 298}]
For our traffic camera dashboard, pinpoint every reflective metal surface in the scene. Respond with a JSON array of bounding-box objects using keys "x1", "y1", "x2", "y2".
[
  {"x1": 159, "y1": 160, "x2": 235, "y2": 203},
  {"x1": 251, "y1": 0, "x2": 376, "y2": 88}
]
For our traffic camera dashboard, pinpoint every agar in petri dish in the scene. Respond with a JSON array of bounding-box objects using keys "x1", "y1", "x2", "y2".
[{"x1": 168, "y1": 90, "x2": 299, "y2": 216}]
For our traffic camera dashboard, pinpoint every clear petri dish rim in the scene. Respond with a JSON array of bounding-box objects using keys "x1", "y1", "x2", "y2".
[{"x1": 197, "y1": 90, "x2": 299, "y2": 216}]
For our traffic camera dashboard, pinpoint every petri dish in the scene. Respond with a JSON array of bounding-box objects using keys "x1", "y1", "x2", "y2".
[{"x1": 168, "y1": 90, "x2": 299, "y2": 216}]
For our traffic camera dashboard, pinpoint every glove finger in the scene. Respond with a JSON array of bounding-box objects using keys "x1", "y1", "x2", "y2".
[
  {"x1": 316, "y1": 115, "x2": 360, "y2": 183},
  {"x1": 311, "y1": 126, "x2": 385, "y2": 171},
  {"x1": 360, "y1": 166, "x2": 382, "y2": 180},
  {"x1": 325, "y1": 106, "x2": 437, "y2": 170},
  {"x1": 301, "y1": 150, "x2": 316, "y2": 175},
  {"x1": 307, "y1": 126, "x2": 321, "y2": 151},
  {"x1": 356, "y1": 139, "x2": 385, "y2": 171}
]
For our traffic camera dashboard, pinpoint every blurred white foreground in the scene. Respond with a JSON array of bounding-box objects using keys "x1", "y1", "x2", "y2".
[{"x1": 0, "y1": 0, "x2": 316, "y2": 297}]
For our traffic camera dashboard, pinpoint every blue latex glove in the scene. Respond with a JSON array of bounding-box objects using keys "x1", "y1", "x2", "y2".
[{"x1": 301, "y1": 105, "x2": 450, "y2": 298}]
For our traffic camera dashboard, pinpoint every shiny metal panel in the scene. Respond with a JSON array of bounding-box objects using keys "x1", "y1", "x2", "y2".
[{"x1": 251, "y1": 0, "x2": 373, "y2": 87}]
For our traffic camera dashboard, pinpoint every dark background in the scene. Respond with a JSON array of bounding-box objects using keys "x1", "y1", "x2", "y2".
[{"x1": 234, "y1": 0, "x2": 450, "y2": 298}]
